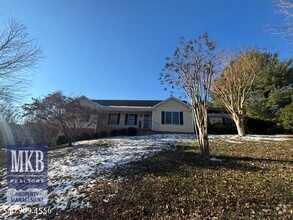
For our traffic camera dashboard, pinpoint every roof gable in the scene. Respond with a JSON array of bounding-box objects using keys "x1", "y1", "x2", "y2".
[
  {"x1": 78, "y1": 96, "x2": 102, "y2": 108},
  {"x1": 153, "y1": 97, "x2": 191, "y2": 108}
]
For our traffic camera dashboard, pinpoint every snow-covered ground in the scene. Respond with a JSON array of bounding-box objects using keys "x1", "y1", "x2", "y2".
[
  {"x1": 210, "y1": 134, "x2": 291, "y2": 143},
  {"x1": 0, "y1": 134, "x2": 193, "y2": 219},
  {"x1": 0, "y1": 134, "x2": 291, "y2": 219}
]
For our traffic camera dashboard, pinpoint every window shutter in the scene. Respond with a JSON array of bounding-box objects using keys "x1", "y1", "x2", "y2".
[
  {"x1": 134, "y1": 114, "x2": 137, "y2": 125},
  {"x1": 125, "y1": 114, "x2": 128, "y2": 125},
  {"x1": 108, "y1": 114, "x2": 111, "y2": 124},
  {"x1": 85, "y1": 114, "x2": 90, "y2": 122},
  {"x1": 161, "y1": 111, "x2": 165, "y2": 124},
  {"x1": 180, "y1": 112, "x2": 183, "y2": 125},
  {"x1": 222, "y1": 117, "x2": 226, "y2": 125},
  {"x1": 117, "y1": 114, "x2": 120, "y2": 125}
]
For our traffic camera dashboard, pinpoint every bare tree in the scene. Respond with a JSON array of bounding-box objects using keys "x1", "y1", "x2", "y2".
[
  {"x1": 211, "y1": 50, "x2": 260, "y2": 137},
  {"x1": 0, "y1": 104, "x2": 24, "y2": 147},
  {"x1": 23, "y1": 91, "x2": 101, "y2": 146},
  {"x1": 24, "y1": 120, "x2": 59, "y2": 147},
  {"x1": 159, "y1": 33, "x2": 218, "y2": 158},
  {"x1": 0, "y1": 18, "x2": 42, "y2": 104},
  {"x1": 272, "y1": 0, "x2": 293, "y2": 43}
]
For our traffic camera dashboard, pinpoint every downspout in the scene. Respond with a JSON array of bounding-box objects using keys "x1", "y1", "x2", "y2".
[{"x1": 94, "y1": 117, "x2": 98, "y2": 134}]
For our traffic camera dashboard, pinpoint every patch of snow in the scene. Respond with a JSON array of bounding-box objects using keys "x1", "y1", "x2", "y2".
[
  {"x1": 210, "y1": 157, "x2": 222, "y2": 162},
  {"x1": 225, "y1": 140, "x2": 243, "y2": 144},
  {"x1": 209, "y1": 134, "x2": 291, "y2": 142},
  {"x1": 242, "y1": 135, "x2": 291, "y2": 141}
]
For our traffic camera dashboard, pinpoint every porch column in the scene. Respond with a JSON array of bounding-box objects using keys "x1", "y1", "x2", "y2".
[
  {"x1": 152, "y1": 111, "x2": 155, "y2": 131},
  {"x1": 151, "y1": 111, "x2": 154, "y2": 131}
]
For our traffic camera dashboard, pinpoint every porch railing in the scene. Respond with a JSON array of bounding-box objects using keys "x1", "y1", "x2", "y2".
[{"x1": 99, "y1": 120, "x2": 160, "y2": 130}]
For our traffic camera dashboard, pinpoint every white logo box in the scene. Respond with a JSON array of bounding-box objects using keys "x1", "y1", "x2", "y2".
[{"x1": 6, "y1": 189, "x2": 48, "y2": 205}]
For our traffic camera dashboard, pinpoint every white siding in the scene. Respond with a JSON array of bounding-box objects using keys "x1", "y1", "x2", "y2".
[{"x1": 153, "y1": 98, "x2": 193, "y2": 133}]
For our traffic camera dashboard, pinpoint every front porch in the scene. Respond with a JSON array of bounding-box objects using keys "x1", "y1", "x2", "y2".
[{"x1": 101, "y1": 111, "x2": 154, "y2": 130}]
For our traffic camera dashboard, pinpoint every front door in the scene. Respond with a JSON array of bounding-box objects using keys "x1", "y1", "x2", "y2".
[{"x1": 143, "y1": 115, "x2": 150, "y2": 129}]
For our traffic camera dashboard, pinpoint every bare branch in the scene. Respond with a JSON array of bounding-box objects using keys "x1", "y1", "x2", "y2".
[
  {"x1": 270, "y1": 0, "x2": 293, "y2": 43},
  {"x1": 211, "y1": 49, "x2": 260, "y2": 136},
  {"x1": 0, "y1": 18, "x2": 42, "y2": 105},
  {"x1": 160, "y1": 33, "x2": 219, "y2": 157},
  {"x1": 23, "y1": 92, "x2": 102, "y2": 146}
]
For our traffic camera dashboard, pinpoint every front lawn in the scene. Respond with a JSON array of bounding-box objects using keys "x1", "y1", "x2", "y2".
[{"x1": 57, "y1": 138, "x2": 293, "y2": 219}]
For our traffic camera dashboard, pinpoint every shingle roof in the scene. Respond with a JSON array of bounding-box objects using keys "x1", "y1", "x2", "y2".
[
  {"x1": 207, "y1": 107, "x2": 227, "y2": 113},
  {"x1": 91, "y1": 100, "x2": 163, "y2": 107}
]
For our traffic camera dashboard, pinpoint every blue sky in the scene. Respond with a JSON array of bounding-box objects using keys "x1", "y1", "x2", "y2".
[{"x1": 0, "y1": 0, "x2": 291, "y2": 102}]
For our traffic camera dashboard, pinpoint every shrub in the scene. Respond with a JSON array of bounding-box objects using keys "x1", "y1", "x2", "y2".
[
  {"x1": 127, "y1": 127, "x2": 137, "y2": 136},
  {"x1": 279, "y1": 102, "x2": 293, "y2": 133},
  {"x1": 92, "y1": 133, "x2": 99, "y2": 139},
  {"x1": 208, "y1": 117, "x2": 286, "y2": 135},
  {"x1": 119, "y1": 129, "x2": 127, "y2": 136},
  {"x1": 266, "y1": 126, "x2": 284, "y2": 135},
  {"x1": 76, "y1": 132, "x2": 91, "y2": 141},
  {"x1": 245, "y1": 117, "x2": 277, "y2": 134},
  {"x1": 208, "y1": 124, "x2": 237, "y2": 134},
  {"x1": 56, "y1": 135, "x2": 68, "y2": 145},
  {"x1": 100, "y1": 131, "x2": 108, "y2": 138},
  {"x1": 110, "y1": 129, "x2": 120, "y2": 136}
]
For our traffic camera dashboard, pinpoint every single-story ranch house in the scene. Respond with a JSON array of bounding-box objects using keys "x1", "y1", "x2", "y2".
[{"x1": 79, "y1": 96, "x2": 233, "y2": 134}]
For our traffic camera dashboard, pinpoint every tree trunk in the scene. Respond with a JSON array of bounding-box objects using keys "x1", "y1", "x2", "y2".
[
  {"x1": 234, "y1": 114, "x2": 245, "y2": 137},
  {"x1": 198, "y1": 129, "x2": 210, "y2": 158},
  {"x1": 196, "y1": 122, "x2": 210, "y2": 158},
  {"x1": 192, "y1": 108, "x2": 210, "y2": 158},
  {"x1": 67, "y1": 136, "x2": 73, "y2": 146}
]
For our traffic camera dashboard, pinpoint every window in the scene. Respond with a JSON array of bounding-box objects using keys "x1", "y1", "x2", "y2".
[
  {"x1": 127, "y1": 114, "x2": 135, "y2": 125},
  {"x1": 173, "y1": 112, "x2": 179, "y2": 124},
  {"x1": 165, "y1": 112, "x2": 172, "y2": 124},
  {"x1": 82, "y1": 114, "x2": 90, "y2": 122},
  {"x1": 225, "y1": 117, "x2": 233, "y2": 124},
  {"x1": 161, "y1": 111, "x2": 183, "y2": 125},
  {"x1": 108, "y1": 113, "x2": 120, "y2": 125},
  {"x1": 125, "y1": 114, "x2": 137, "y2": 125}
]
